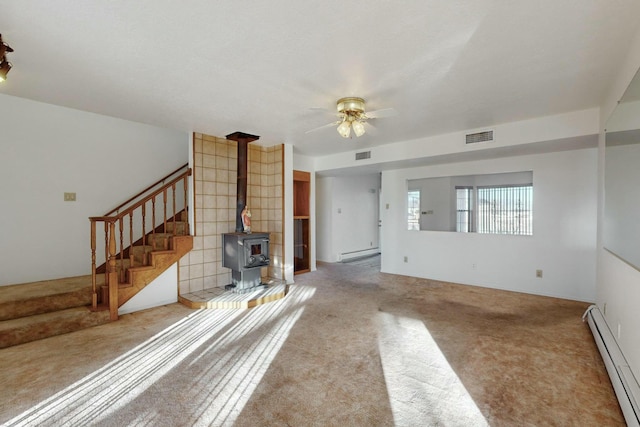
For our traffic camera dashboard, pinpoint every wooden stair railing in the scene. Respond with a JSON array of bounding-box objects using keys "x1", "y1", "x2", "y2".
[{"x1": 90, "y1": 164, "x2": 192, "y2": 321}]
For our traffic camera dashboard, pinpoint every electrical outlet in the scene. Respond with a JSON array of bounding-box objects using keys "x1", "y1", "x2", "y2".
[
  {"x1": 64, "y1": 192, "x2": 76, "y2": 202},
  {"x1": 536, "y1": 269, "x2": 543, "y2": 278},
  {"x1": 472, "y1": 263, "x2": 477, "y2": 270},
  {"x1": 403, "y1": 256, "x2": 408, "y2": 263}
]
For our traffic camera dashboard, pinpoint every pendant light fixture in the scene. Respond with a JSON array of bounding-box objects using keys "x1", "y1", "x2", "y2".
[{"x1": 0, "y1": 34, "x2": 13, "y2": 82}]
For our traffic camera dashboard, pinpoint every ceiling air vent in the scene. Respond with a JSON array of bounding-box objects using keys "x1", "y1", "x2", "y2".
[
  {"x1": 355, "y1": 151, "x2": 371, "y2": 160},
  {"x1": 465, "y1": 130, "x2": 494, "y2": 145}
]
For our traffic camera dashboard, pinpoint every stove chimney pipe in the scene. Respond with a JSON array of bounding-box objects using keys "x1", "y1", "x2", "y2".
[{"x1": 226, "y1": 131, "x2": 260, "y2": 232}]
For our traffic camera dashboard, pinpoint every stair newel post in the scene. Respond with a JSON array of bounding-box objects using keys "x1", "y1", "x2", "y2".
[
  {"x1": 90, "y1": 219, "x2": 97, "y2": 309},
  {"x1": 107, "y1": 221, "x2": 119, "y2": 321},
  {"x1": 183, "y1": 174, "x2": 189, "y2": 234}
]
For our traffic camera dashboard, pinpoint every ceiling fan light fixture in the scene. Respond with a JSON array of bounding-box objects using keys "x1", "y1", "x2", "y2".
[
  {"x1": 337, "y1": 120, "x2": 351, "y2": 138},
  {"x1": 0, "y1": 34, "x2": 13, "y2": 82},
  {"x1": 352, "y1": 120, "x2": 365, "y2": 137},
  {"x1": 336, "y1": 97, "x2": 365, "y2": 115},
  {"x1": 0, "y1": 34, "x2": 12, "y2": 57},
  {"x1": 307, "y1": 96, "x2": 392, "y2": 138},
  {"x1": 0, "y1": 59, "x2": 11, "y2": 82}
]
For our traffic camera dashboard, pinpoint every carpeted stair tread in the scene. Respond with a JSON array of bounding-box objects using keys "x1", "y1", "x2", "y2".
[
  {"x1": 0, "y1": 306, "x2": 111, "y2": 349},
  {"x1": 165, "y1": 221, "x2": 188, "y2": 234},
  {"x1": 147, "y1": 233, "x2": 173, "y2": 250},
  {"x1": 0, "y1": 276, "x2": 94, "y2": 303},
  {"x1": 0, "y1": 275, "x2": 102, "y2": 321}
]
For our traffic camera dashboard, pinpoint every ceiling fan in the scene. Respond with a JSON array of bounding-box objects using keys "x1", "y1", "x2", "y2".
[{"x1": 306, "y1": 97, "x2": 397, "y2": 138}]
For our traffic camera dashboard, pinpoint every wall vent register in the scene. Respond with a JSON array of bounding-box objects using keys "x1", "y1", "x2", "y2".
[
  {"x1": 355, "y1": 151, "x2": 371, "y2": 160},
  {"x1": 465, "y1": 130, "x2": 494, "y2": 144}
]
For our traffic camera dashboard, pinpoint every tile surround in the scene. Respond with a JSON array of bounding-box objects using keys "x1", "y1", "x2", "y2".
[{"x1": 179, "y1": 133, "x2": 284, "y2": 294}]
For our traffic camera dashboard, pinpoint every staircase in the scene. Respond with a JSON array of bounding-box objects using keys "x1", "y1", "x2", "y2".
[
  {"x1": 0, "y1": 165, "x2": 193, "y2": 348},
  {"x1": 104, "y1": 218, "x2": 193, "y2": 307},
  {"x1": 91, "y1": 164, "x2": 193, "y2": 320}
]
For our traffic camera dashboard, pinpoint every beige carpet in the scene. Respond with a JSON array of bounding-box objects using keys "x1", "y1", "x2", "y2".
[{"x1": 0, "y1": 260, "x2": 624, "y2": 426}]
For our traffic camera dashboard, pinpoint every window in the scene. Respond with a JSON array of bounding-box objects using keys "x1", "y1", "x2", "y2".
[
  {"x1": 408, "y1": 171, "x2": 533, "y2": 234},
  {"x1": 407, "y1": 190, "x2": 420, "y2": 231},
  {"x1": 455, "y1": 187, "x2": 473, "y2": 232},
  {"x1": 477, "y1": 184, "x2": 533, "y2": 235}
]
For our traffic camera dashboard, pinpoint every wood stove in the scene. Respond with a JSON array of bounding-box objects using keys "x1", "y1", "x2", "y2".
[
  {"x1": 222, "y1": 132, "x2": 272, "y2": 294},
  {"x1": 222, "y1": 232, "x2": 270, "y2": 293}
]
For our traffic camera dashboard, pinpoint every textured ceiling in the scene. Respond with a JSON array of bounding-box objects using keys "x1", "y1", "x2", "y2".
[{"x1": 1, "y1": 1, "x2": 639, "y2": 156}]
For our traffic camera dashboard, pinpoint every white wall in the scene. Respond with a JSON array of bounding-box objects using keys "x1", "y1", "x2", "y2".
[
  {"x1": 316, "y1": 174, "x2": 380, "y2": 262},
  {"x1": 597, "y1": 25, "x2": 640, "y2": 385},
  {"x1": 315, "y1": 109, "x2": 599, "y2": 174},
  {"x1": 283, "y1": 144, "x2": 295, "y2": 283},
  {"x1": 381, "y1": 148, "x2": 598, "y2": 302},
  {"x1": 315, "y1": 177, "x2": 333, "y2": 262},
  {"x1": 0, "y1": 94, "x2": 189, "y2": 285},
  {"x1": 409, "y1": 177, "x2": 452, "y2": 231},
  {"x1": 119, "y1": 264, "x2": 178, "y2": 315}
]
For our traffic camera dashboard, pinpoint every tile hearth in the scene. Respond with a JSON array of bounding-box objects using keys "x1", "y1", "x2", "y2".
[{"x1": 179, "y1": 279, "x2": 288, "y2": 309}]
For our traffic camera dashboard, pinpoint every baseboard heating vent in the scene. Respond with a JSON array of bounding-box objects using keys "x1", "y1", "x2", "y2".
[
  {"x1": 583, "y1": 305, "x2": 640, "y2": 427},
  {"x1": 465, "y1": 130, "x2": 494, "y2": 144},
  {"x1": 338, "y1": 248, "x2": 379, "y2": 262},
  {"x1": 355, "y1": 151, "x2": 371, "y2": 160}
]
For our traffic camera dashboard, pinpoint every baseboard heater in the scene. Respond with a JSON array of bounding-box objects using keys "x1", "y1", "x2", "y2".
[
  {"x1": 583, "y1": 305, "x2": 640, "y2": 426},
  {"x1": 339, "y1": 248, "x2": 380, "y2": 262}
]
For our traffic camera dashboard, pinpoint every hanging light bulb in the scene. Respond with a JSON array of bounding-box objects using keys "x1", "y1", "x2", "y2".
[
  {"x1": 337, "y1": 119, "x2": 351, "y2": 138},
  {"x1": 352, "y1": 120, "x2": 365, "y2": 137}
]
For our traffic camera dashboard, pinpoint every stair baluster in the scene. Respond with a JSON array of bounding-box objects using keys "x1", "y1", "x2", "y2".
[
  {"x1": 90, "y1": 221, "x2": 97, "y2": 309},
  {"x1": 129, "y1": 213, "x2": 134, "y2": 269},
  {"x1": 141, "y1": 203, "x2": 147, "y2": 265},
  {"x1": 107, "y1": 221, "x2": 118, "y2": 321},
  {"x1": 172, "y1": 183, "x2": 177, "y2": 238},
  {"x1": 163, "y1": 188, "x2": 168, "y2": 240},
  {"x1": 119, "y1": 217, "x2": 125, "y2": 282}
]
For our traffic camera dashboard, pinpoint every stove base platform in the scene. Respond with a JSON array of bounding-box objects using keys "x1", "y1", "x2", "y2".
[{"x1": 224, "y1": 283, "x2": 268, "y2": 294}]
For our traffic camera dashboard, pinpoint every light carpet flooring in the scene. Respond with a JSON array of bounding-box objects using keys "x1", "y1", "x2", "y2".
[{"x1": 0, "y1": 259, "x2": 624, "y2": 426}]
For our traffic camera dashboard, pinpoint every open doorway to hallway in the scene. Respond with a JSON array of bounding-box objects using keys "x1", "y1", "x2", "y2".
[{"x1": 316, "y1": 172, "x2": 381, "y2": 270}]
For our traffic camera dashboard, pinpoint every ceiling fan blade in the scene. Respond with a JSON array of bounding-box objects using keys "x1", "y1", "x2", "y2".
[
  {"x1": 364, "y1": 107, "x2": 398, "y2": 119},
  {"x1": 305, "y1": 120, "x2": 341, "y2": 134},
  {"x1": 364, "y1": 121, "x2": 379, "y2": 136}
]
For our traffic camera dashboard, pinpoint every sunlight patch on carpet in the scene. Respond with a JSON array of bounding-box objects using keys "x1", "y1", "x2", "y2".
[
  {"x1": 377, "y1": 312, "x2": 488, "y2": 427},
  {"x1": 5, "y1": 285, "x2": 315, "y2": 427}
]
